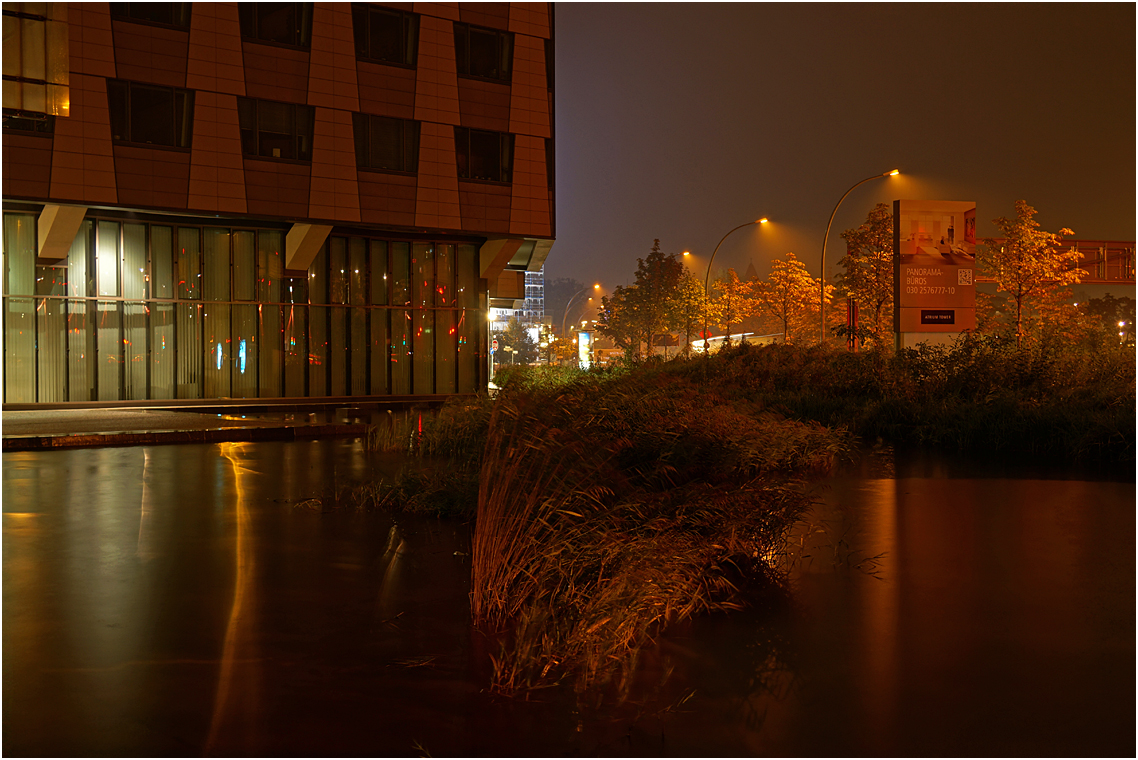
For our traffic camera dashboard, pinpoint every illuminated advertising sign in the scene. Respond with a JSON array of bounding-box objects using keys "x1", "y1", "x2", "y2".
[
  {"x1": 893, "y1": 200, "x2": 977, "y2": 333},
  {"x1": 577, "y1": 331, "x2": 592, "y2": 369}
]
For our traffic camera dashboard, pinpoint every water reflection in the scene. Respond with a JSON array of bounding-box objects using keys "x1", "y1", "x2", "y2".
[{"x1": 2, "y1": 444, "x2": 1133, "y2": 756}]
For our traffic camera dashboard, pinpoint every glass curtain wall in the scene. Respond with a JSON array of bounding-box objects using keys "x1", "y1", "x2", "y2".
[{"x1": 1, "y1": 212, "x2": 484, "y2": 403}]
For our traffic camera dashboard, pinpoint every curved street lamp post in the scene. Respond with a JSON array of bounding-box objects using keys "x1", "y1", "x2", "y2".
[
  {"x1": 702, "y1": 218, "x2": 768, "y2": 355},
  {"x1": 819, "y1": 169, "x2": 899, "y2": 343},
  {"x1": 561, "y1": 283, "x2": 601, "y2": 338}
]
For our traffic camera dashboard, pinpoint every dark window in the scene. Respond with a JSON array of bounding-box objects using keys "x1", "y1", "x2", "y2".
[
  {"x1": 238, "y1": 3, "x2": 312, "y2": 48},
  {"x1": 454, "y1": 126, "x2": 514, "y2": 183},
  {"x1": 2, "y1": 111, "x2": 54, "y2": 134},
  {"x1": 109, "y1": 3, "x2": 191, "y2": 27},
  {"x1": 237, "y1": 97, "x2": 314, "y2": 161},
  {"x1": 545, "y1": 137, "x2": 554, "y2": 190},
  {"x1": 453, "y1": 22, "x2": 512, "y2": 82},
  {"x1": 350, "y1": 4, "x2": 418, "y2": 66},
  {"x1": 352, "y1": 113, "x2": 419, "y2": 173},
  {"x1": 107, "y1": 80, "x2": 194, "y2": 148},
  {"x1": 544, "y1": 37, "x2": 553, "y2": 90}
]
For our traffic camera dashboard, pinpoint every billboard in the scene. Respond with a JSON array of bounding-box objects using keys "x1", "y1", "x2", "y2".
[
  {"x1": 893, "y1": 200, "x2": 977, "y2": 334},
  {"x1": 577, "y1": 331, "x2": 592, "y2": 369}
]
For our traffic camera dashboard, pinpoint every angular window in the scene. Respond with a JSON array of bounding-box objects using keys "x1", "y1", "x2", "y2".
[
  {"x1": 238, "y1": 2, "x2": 313, "y2": 48},
  {"x1": 1, "y1": 112, "x2": 52, "y2": 134},
  {"x1": 454, "y1": 126, "x2": 514, "y2": 183},
  {"x1": 237, "y1": 97, "x2": 314, "y2": 161},
  {"x1": 352, "y1": 113, "x2": 419, "y2": 173},
  {"x1": 453, "y1": 22, "x2": 512, "y2": 82},
  {"x1": 109, "y1": 3, "x2": 191, "y2": 28},
  {"x1": 351, "y1": 4, "x2": 418, "y2": 67},
  {"x1": 107, "y1": 79, "x2": 194, "y2": 148}
]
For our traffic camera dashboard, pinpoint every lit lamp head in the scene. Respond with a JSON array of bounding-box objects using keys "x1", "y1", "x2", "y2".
[{"x1": 885, "y1": 169, "x2": 900, "y2": 176}]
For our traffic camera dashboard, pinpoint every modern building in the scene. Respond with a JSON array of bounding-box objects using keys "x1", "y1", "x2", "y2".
[{"x1": 2, "y1": 1, "x2": 554, "y2": 406}]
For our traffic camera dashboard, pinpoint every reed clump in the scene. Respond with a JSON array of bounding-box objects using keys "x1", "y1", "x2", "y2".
[{"x1": 469, "y1": 368, "x2": 846, "y2": 697}]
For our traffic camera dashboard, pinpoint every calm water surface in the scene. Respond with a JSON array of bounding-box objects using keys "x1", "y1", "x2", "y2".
[{"x1": 3, "y1": 441, "x2": 1133, "y2": 756}]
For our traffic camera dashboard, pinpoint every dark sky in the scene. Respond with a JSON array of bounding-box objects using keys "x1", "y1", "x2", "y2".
[{"x1": 546, "y1": 2, "x2": 1136, "y2": 290}]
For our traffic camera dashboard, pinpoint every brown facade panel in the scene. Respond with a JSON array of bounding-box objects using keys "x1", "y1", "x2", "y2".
[
  {"x1": 457, "y1": 79, "x2": 511, "y2": 132},
  {"x1": 358, "y1": 171, "x2": 417, "y2": 227},
  {"x1": 459, "y1": 182, "x2": 511, "y2": 234},
  {"x1": 459, "y1": 3, "x2": 511, "y2": 30},
  {"x1": 111, "y1": 20, "x2": 190, "y2": 87},
  {"x1": 113, "y1": 145, "x2": 191, "y2": 209},
  {"x1": 242, "y1": 43, "x2": 310, "y2": 103},
  {"x1": 356, "y1": 62, "x2": 416, "y2": 119},
  {"x1": 2, "y1": 134, "x2": 54, "y2": 199},
  {"x1": 243, "y1": 159, "x2": 312, "y2": 218},
  {"x1": 308, "y1": 3, "x2": 360, "y2": 112},
  {"x1": 186, "y1": 3, "x2": 247, "y2": 96}
]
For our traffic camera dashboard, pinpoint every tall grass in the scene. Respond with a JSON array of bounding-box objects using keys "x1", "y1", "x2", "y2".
[{"x1": 468, "y1": 369, "x2": 846, "y2": 696}]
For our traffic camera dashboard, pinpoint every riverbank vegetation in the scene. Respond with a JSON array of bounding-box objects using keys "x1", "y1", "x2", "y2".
[{"x1": 363, "y1": 330, "x2": 1132, "y2": 698}]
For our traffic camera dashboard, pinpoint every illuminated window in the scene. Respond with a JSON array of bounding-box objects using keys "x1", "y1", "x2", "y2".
[
  {"x1": 453, "y1": 22, "x2": 512, "y2": 82},
  {"x1": 352, "y1": 113, "x2": 419, "y2": 173},
  {"x1": 238, "y1": 3, "x2": 313, "y2": 48},
  {"x1": 454, "y1": 126, "x2": 514, "y2": 184},
  {"x1": 236, "y1": 97, "x2": 314, "y2": 161},
  {"x1": 2, "y1": 3, "x2": 69, "y2": 117},
  {"x1": 351, "y1": 4, "x2": 418, "y2": 66},
  {"x1": 107, "y1": 79, "x2": 194, "y2": 148}
]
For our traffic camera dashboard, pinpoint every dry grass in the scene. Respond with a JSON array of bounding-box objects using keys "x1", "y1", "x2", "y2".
[{"x1": 469, "y1": 372, "x2": 843, "y2": 697}]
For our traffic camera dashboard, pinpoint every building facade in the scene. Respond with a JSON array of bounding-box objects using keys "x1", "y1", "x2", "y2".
[{"x1": 2, "y1": 1, "x2": 554, "y2": 406}]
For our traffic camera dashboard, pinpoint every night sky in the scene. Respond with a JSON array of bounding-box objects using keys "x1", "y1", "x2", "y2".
[{"x1": 546, "y1": 2, "x2": 1136, "y2": 292}]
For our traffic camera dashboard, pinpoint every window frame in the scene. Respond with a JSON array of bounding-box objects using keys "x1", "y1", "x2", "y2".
[
  {"x1": 454, "y1": 126, "x2": 515, "y2": 184},
  {"x1": 2, "y1": 111, "x2": 54, "y2": 135},
  {"x1": 237, "y1": 2, "x2": 313, "y2": 50},
  {"x1": 453, "y1": 21, "x2": 513, "y2": 83},
  {"x1": 350, "y1": 3, "x2": 419, "y2": 68},
  {"x1": 106, "y1": 79, "x2": 195, "y2": 150},
  {"x1": 236, "y1": 97, "x2": 316, "y2": 163},
  {"x1": 351, "y1": 112, "x2": 420, "y2": 175}
]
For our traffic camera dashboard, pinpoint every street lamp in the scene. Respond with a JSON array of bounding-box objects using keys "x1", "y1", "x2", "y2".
[
  {"x1": 820, "y1": 169, "x2": 899, "y2": 343},
  {"x1": 562, "y1": 283, "x2": 600, "y2": 337},
  {"x1": 702, "y1": 218, "x2": 768, "y2": 354}
]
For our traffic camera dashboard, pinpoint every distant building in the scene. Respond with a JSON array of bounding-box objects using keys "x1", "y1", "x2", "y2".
[{"x1": 2, "y1": 2, "x2": 555, "y2": 406}]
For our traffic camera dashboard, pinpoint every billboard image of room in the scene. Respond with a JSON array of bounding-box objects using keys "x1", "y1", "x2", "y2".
[{"x1": 893, "y1": 200, "x2": 977, "y2": 334}]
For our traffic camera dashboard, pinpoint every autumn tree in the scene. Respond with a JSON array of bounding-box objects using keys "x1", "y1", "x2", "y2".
[
  {"x1": 978, "y1": 200, "x2": 1080, "y2": 347},
  {"x1": 837, "y1": 203, "x2": 894, "y2": 346},
  {"x1": 754, "y1": 252, "x2": 830, "y2": 344},
  {"x1": 708, "y1": 268, "x2": 757, "y2": 344}
]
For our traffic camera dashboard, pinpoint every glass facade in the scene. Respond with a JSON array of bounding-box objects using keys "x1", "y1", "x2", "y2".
[{"x1": 1, "y1": 212, "x2": 483, "y2": 403}]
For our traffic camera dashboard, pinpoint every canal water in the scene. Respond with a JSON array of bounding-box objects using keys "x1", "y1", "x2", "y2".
[{"x1": 3, "y1": 440, "x2": 1133, "y2": 756}]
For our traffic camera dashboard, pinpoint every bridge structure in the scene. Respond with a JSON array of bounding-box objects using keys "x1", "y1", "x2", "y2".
[{"x1": 975, "y1": 238, "x2": 1135, "y2": 285}]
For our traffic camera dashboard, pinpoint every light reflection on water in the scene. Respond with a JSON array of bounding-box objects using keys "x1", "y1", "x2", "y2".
[{"x1": 2, "y1": 443, "x2": 1134, "y2": 756}]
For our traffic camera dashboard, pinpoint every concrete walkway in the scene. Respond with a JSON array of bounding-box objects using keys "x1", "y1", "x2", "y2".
[{"x1": 1, "y1": 408, "x2": 374, "y2": 450}]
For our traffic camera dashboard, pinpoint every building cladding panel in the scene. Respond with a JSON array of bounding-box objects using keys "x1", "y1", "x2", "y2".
[
  {"x1": 2, "y1": 1, "x2": 554, "y2": 239},
  {"x1": 2, "y1": 2, "x2": 555, "y2": 406}
]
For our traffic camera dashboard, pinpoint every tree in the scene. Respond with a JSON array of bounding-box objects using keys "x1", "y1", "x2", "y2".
[
  {"x1": 595, "y1": 240, "x2": 685, "y2": 361},
  {"x1": 668, "y1": 269, "x2": 707, "y2": 356},
  {"x1": 497, "y1": 316, "x2": 538, "y2": 365},
  {"x1": 631, "y1": 239, "x2": 684, "y2": 356},
  {"x1": 708, "y1": 268, "x2": 757, "y2": 344},
  {"x1": 754, "y1": 252, "x2": 829, "y2": 344},
  {"x1": 837, "y1": 203, "x2": 894, "y2": 346},
  {"x1": 596, "y1": 285, "x2": 641, "y2": 360},
  {"x1": 978, "y1": 200, "x2": 1080, "y2": 348}
]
